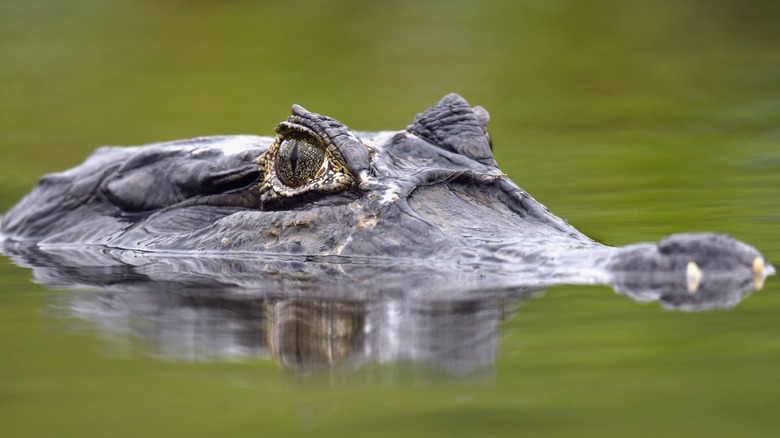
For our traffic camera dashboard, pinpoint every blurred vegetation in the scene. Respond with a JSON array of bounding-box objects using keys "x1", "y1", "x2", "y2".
[{"x1": 1, "y1": 0, "x2": 779, "y2": 243}]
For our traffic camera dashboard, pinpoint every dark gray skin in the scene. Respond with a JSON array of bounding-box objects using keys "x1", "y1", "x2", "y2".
[{"x1": 0, "y1": 94, "x2": 773, "y2": 300}]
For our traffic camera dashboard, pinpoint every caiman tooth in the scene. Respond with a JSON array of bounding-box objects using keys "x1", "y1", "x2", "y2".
[
  {"x1": 686, "y1": 261, "x2": 703, "y2": 293},
  {"x1": 753, "y1": 256, "x2": 766, "y2": 290}
]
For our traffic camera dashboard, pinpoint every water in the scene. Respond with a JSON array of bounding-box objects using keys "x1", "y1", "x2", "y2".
[{"x1": 1, "y1": 0, "x2": 779, "y2": 436}]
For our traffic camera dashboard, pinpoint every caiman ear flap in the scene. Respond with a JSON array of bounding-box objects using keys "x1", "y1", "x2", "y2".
[{"x1": 407, "y1": 93, "x2": 496, "y2": 166}]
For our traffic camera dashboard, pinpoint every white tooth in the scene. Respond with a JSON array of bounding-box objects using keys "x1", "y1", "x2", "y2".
[
  {"x1": 686, "y1": 261, "x2": 703, "y2": 293},
  {"x1": 753, "y1": 257, "x2": 765, "y2": 290}
]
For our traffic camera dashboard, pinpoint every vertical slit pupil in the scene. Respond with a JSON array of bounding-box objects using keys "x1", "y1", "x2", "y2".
[{"x1": 289, "y1": 141, "x2": 299, "y2": 174}]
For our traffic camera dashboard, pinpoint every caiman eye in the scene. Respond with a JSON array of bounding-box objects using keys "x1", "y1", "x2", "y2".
[
  {"x1": 255, "y1": 107, "x2": 366, "y2": 206},
  {"x1": 275, "y1": 137, "x2": 326, "y2": 188}
]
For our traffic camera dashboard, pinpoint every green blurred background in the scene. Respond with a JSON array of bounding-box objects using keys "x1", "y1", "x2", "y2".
[{"x1": 1, "y1": 0, "x2": 779, "y2": 436}]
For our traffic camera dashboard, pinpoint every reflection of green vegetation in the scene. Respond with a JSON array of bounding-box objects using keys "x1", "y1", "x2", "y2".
[{"x1": 1, "y1": 0, "x2": 779, "y2": 436}]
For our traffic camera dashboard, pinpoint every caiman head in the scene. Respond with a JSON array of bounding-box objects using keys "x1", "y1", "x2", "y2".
[{"x1": 0, "y1": 94, "x2": 772, "y2": 303}]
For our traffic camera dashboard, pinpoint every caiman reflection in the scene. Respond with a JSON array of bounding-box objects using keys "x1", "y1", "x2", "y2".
[
  {"x1": 24, "y1": 250, "x2": 762, "y2": 377},
  {"x1": 46, "y1": 258, "x2": 526, "y2": 377}
]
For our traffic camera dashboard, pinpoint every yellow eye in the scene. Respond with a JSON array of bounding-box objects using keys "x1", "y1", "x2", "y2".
[{"x1": 274, "y1": 137, "x2": 326, "y2": 188}]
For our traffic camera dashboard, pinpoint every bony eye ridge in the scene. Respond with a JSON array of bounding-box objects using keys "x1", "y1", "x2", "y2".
[{"x1": 275, "y1": 137, "x2": 326, "y2": 188}]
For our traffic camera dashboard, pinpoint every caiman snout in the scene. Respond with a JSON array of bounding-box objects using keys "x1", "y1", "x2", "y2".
[{"x1": 607, "y1": 233, "x2": 773, "y2": 310}]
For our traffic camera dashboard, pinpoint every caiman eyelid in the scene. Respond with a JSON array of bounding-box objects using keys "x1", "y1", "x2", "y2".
[
  {"x1": 274, "y1": 123, "x2": 325, "y2": 146},
  {"x1": 314, "y1": 157, "x2": 329, "y2": 179}
]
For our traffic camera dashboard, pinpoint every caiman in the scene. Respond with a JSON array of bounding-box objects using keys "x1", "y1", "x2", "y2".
[{"x1": 0, "y1": 94, "x2": 773, "y2": 302}]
